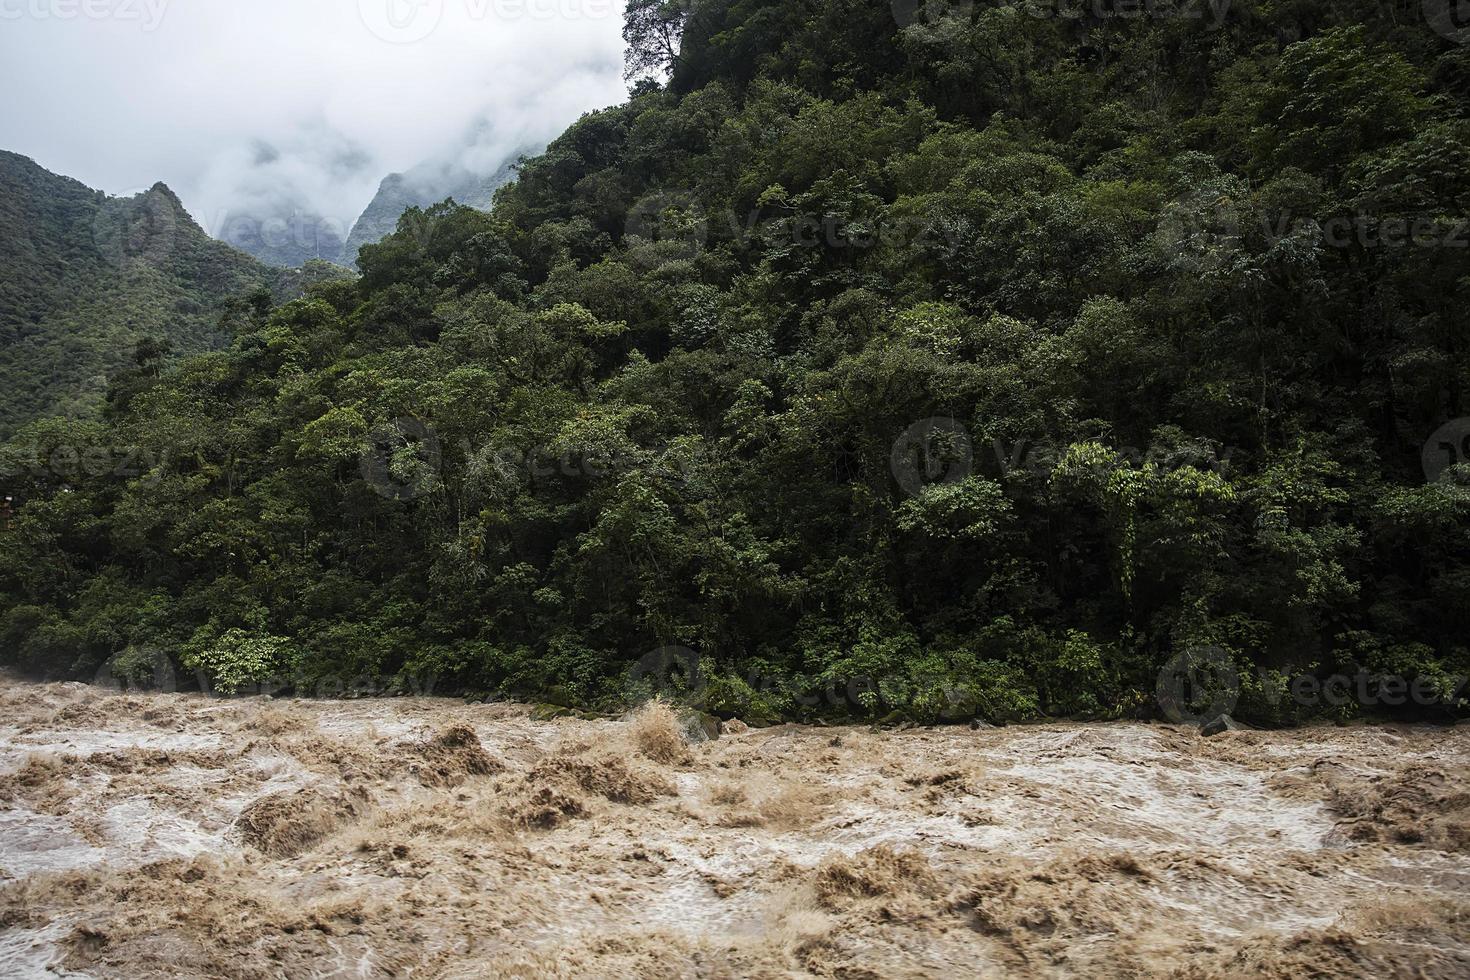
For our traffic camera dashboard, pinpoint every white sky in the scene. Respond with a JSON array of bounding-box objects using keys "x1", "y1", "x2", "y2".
[{"x1": 0, "y1": 0, "x2": 628, "y2": 234}]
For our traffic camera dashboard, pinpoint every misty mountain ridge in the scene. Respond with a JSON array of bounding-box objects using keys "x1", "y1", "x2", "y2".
[
  {"x1": 341, "y1": 153, "x2": 523, "y2": 269},
  {"x1": 219, "y1": 150, "x2": 527, "y2": 271}
]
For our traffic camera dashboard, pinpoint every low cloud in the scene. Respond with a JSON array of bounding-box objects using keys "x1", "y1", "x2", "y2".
[{"x1": 0, "y1": 0, "x2": 628, "y2": 235}]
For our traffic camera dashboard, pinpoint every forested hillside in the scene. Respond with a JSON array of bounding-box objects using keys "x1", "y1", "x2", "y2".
[
  {"x1": 0, "y1": 152, "x2": 289, "y2": 436},
  {"x1": 3, "y1": 1, "x2": 1467, "y2": 723}
]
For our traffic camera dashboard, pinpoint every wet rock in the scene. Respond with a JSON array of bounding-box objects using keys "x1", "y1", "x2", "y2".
[
  {"x1": 1200, "y1": 714, "x2": 1248, "y2": 736},
  {"x1": 677, "y1": 709, "x2": 721, "y2": 743},
  {"x1": 531, "y1": 703, "x2": 577, "y2": 722}
]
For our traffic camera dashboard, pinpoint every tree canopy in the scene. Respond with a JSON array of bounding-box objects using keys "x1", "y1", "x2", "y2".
[{"x1": 3, "y1": 1, "x2": 1467, "y2": 724}]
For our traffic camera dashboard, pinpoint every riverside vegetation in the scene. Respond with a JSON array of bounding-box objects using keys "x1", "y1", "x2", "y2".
[{"x1": 2, "y1": 0, "x2": 1469, "y2": 726}]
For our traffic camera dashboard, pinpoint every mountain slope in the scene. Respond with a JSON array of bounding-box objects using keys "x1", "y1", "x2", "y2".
[
  {"x1": 0, "y1": 152, "x2": 286, "y2": 436},
  {"x1": 341, "y1": 155, "x2": 521, "y2": 268}
]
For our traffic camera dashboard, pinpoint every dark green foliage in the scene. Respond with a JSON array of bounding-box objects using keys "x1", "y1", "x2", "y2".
[
  {"x1": 0, "y1": 152, "x2": 293, "y2": 437},
  {"x1": 3, "y1": 1, "x2": 1468, "y2": 722}
]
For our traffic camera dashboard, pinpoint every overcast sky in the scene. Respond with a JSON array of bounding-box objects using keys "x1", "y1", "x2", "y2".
[{"x1": 0, "y1": 0, "x2": 628, "y2": 235}]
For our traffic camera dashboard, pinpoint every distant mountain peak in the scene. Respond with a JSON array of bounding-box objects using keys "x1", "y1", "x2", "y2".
[
  {"x1": 142, "y1": 182, "x2": 188, "y2": 214},
  {"x1": 340, "y1": 150, "x2": 527, "y2": 269}
]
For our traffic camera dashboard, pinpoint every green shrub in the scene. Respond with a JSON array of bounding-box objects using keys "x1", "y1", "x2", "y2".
[{"x1": 182, "y1": 626, "x2": 300, "y2": 695}]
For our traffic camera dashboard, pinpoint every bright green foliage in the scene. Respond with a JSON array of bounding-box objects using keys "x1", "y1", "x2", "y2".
[
  {"x1": 3, "y1": 2, "x2": 1468, "y2": 723},
  {"x1": 182, "y1": 624, "x2": 300, "y2": 695}
]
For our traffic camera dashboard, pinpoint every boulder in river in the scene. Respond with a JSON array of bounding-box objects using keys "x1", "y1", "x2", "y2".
[
  {"x1": 678, "y1": 708, "x2": 722, "y2": 743},
  {"x1": 1200, "y1": 714, "x2": 1248, "y2": 736}
]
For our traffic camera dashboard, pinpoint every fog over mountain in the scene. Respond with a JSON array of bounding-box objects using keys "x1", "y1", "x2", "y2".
[
  {"x1": 341, "y1": 147, "x2": 527, "y2": 269},
  {"x1": 0, "y1": 0, "x2": 628, "y2": 261}
]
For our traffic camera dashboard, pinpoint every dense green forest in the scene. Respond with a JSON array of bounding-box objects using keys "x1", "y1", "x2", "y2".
[
  {"x1": 0, "y1": 152, "x2": 301, "y2": 438},
  {"x1": 2, "y1": 0, "x2": 1468, "y2": 724}
]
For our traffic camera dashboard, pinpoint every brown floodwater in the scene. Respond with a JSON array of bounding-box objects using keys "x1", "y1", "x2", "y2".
[{"x1": 0, "y1": 676, "x2": 1467, "y2": 978}]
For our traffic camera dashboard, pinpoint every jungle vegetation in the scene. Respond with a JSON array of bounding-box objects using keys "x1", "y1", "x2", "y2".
[{"x1": 2, "y1": 0, "x2": 1468, "y2": 725}]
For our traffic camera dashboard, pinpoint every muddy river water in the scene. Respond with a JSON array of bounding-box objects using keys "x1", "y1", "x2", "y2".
[{"x1": 0, "y1": 677, "x2": 1466, "y2": 977}]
